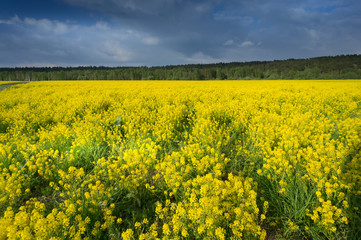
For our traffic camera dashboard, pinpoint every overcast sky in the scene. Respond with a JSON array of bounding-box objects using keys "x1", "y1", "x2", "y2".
[{"x1": 1, "y1": 0, "x2": 361, "y2": 67}]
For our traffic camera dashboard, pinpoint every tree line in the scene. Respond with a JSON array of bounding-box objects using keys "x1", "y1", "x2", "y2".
[{"x1": 1, "y1": 54, "x2": 361, "y2": 81}]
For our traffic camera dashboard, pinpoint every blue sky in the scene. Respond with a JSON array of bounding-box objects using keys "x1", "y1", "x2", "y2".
[{"x1": 1, "y1": 0, "x2": 360, "y2": 67}]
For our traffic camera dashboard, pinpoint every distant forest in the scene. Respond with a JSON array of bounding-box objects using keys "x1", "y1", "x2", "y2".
[{"x1": 1, "y1": 54, "x2": 361, "y2": 81}]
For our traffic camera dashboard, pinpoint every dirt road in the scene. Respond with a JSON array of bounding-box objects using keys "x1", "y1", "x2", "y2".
[{"x1": 0, "y1": 82, "x2": 28, "y2": 91}]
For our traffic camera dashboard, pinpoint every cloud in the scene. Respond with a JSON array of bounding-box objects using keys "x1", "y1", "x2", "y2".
[
  {"x1": 142, "y1": 37, "x2": 160, "y2": 46},
  {"x1": 1, "y1": 0, "x2": 361, "y2": 66},
  {"x1": 23, "y1": 17, "x2": 69, "y2": 34},
  {"x1": 224, "y1": 40, "x2": 234, "y2": 46},
  {"x1": 95, "y1": 21, "x2": 109, "y2": 30},
  {"x1": 61, "y1": 0, "x2": 247, "y2": 58},
  {"x1": 60, "y1": 0, "x2": 361, "y2": 60},
  {"x1": 0, "y1": 14, "x2": 219, "y2": 67},
  {"x1": 0, "y1": 15, "x2": 21, "y2": 24},
  {"x1": 183, "y1": 52, "x2": 222, "y2": 64},
  {"x1": 0, "y1": 16, "x2": 140, "y2": 66},
  {"x1": 241, "y1": 41, "x2": 254, "y2": 47},
  {"x1": 102, "y1": 41, "x2": 132, "y2": 62}
]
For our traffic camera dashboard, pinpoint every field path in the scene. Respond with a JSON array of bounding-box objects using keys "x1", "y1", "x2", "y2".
[{"x1": 0, "y1": 82, "x2": 28, "y2": 91}]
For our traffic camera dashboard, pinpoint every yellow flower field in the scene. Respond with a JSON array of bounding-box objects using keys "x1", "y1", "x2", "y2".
[{"x1": 0, "y1": 80, "x2": 360, "y2": 239}]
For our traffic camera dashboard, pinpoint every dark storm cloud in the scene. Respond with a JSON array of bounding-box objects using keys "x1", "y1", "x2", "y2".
[
  {"x1": 63, "y1": 0, "x2": 246, "y2": 57},
  {"x1": 0, "y1": 0, "x2": 360, "y2": 66}
]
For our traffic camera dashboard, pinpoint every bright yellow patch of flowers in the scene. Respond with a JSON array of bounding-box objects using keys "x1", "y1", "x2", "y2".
[{"x1": 0, "y1": 80, "x2": 360, "y2": 239}]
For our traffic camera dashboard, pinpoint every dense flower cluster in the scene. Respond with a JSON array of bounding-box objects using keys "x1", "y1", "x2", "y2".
[{"x1": 0, "y1": 80, "x2": 360, "y2": 239}]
